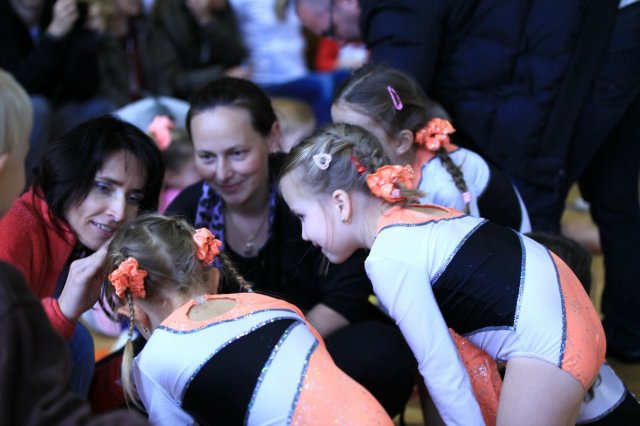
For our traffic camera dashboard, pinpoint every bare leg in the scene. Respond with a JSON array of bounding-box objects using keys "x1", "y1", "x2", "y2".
[
  {"x1": 417, "y1": 377, "x2": 445, "y2": 426},
  {"x1": 497, "y1": 357, "x2": 583, "y2": 426}
]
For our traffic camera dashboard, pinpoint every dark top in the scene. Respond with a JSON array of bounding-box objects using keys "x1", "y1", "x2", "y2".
[
  {"x1": 0, "y1": 0, "x2": 102, "y2": 102},
  {"x1": 97, "y1": 16, "x2": 157, "y2": 107},
  {"x1": 148, "y1": 0, "x2": 247, "y2": 100},
  {"x1": 0, "y1": 261, "x2": 147, "y2": 425},
  {"x1": 166, "y1": 154, "x2": 385, "y2": 324}
]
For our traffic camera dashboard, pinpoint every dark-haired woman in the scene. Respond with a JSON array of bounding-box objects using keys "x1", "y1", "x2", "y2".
[
  {"x1": 0, "y1": 115, "x2": 164, "y2": 396},
  {"x1": 166, "y1": 77, "x2": 417, "y2": 417}
]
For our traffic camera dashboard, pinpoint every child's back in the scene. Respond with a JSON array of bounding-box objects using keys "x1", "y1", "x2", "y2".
[{"x1": 138, "y1": 292, "x2": 391, "y2": 425}]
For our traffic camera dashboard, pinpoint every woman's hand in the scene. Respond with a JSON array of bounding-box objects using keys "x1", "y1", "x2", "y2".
[{"x1": 58, "y1": 245, "x2": 108, "y2": 322}]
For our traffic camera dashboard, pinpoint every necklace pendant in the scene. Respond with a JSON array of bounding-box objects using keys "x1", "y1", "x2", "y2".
[{"x1": 244, "y1": 241, "x2": 255, "y2": 257}]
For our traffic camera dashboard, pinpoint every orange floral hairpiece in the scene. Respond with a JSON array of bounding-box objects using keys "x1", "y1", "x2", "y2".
[
  {"x1": 193, "y1": 228, "x2": 222, "y2": 265},
  {"x1": 108, "y1": 257, "x2": 148, "y2": 299},
  {"x1": 147, "y1": 115, "x2": 175, "y2": 151},
  {"x1": 415, "y1": 118, "x2": 455, "y2": 151},
  {"x1": 366, "y1": 165, "x2": 415, "y2": 203}
]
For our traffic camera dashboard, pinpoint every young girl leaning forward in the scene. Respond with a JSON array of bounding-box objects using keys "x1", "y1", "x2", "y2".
[
  {"x1": 101, "y1": 214, "x2": 392, "y2": 426},
  {"x1": 278, "y1": 123, "x2": 606, "y2": 426}
]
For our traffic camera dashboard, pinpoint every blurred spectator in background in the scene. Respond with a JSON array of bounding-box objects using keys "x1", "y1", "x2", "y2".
[
  {"x1": 1, "y1": 0, "x2": 113, "y2": 184},
  {"x1": 229, "y1": 0, "x2": 351, "y2": 124},
  {"x1": 148, "y1": 0, "x2": 249, "y2": 100}
]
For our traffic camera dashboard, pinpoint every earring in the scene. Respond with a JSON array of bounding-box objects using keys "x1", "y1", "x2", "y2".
[
  {"x1": 143, "y1": 327, "x2": 150, "y2": 333},
  {"x1": 342, "y1": 217, "x2": 350, "y2": 224}
]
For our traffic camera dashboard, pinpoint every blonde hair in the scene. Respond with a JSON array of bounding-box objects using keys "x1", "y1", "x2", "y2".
[
  {"x1": 102, "y1": 213, "x2": 251, "y2": 406},
  {"x1": 280, "y1": 122, "x2": 423, "y2": 203},
  {"x1": 0, "y1": 69, "x2": 32, "y2": 156}
]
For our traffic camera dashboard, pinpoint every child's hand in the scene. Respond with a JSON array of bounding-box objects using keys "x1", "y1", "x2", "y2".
[{"x1": 58, "y1": 245, "x2": 109, "y2": 321}]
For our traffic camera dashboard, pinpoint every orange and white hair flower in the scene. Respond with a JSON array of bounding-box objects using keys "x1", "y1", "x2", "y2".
[
  {"x1": 108, "y1": 257, "x2": 148, "y2": 299},
  {"x1": 147, "y1": 115, "x2": 175, "y2": 151},
  {"x1": 366, "y1": 165, "x2": 415, "y2": 203},
  {"x1": 193, "y1": 228, "x2": 222, "y2": 265},
  {"x1": 415, "y1": 118, "x2": 455, "y2": 151}
]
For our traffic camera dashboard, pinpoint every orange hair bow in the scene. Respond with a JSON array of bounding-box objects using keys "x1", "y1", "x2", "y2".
[
  {"x1": 366, "y1": 165, "x2": 415, "y2": 202},
  {"x1": 108, "y1": 257, "x2": 148, "y2": 299},
  {"x1": 415, "y1": 118, "x2": 456, "y2": 151},
  {"x1": 193, "y1": 228, "x2": 222, "y2": 265}
]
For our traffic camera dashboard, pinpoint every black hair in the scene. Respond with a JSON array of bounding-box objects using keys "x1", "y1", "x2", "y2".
[
  {"x1": 187, "y1": 77, "x2": 277, "y2": 138},
  {"x1": 32, "y1": 115, "x2": 165, "y2": 222}
]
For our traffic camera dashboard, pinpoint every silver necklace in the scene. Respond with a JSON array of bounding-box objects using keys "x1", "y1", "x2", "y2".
[{"x1": 226, "y1": 210, "x2": 269, "y2": 257}]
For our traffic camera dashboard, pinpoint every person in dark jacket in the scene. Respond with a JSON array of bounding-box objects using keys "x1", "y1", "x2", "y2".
[{"x1": 296, "y1": 0, "x2": 640, "y2": 363}]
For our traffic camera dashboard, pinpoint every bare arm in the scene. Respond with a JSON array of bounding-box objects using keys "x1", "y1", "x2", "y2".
[{"x1": 305, "y1": 303, "x2": 350, "y2": 338}]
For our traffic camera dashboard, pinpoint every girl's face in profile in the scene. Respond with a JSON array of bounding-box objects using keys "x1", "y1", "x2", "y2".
[
  {"x1": 65, "y1": 150, "x2": 147, "y2": 251},
  {"x1": 280, "y1": 174, "x2": 357, "y2": 264},
  {"x1": 190, "y1": 106, "x2": 272, "y2": 209}
]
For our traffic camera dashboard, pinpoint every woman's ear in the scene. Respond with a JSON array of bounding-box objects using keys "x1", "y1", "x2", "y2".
[
  {"x1": 331, "y1": 189, "x2": 352, "y2": 224},
  {"x1": 268, "y1": 121, "x2": 282, "y2": 153},
  {"x1": 395, "y1": 129, "x2": 415, "y2": 156}
]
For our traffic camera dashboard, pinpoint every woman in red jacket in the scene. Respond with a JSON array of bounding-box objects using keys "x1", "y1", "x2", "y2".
[{"x1": 0, "y1": 115, "x2": 164, "y2": 396}]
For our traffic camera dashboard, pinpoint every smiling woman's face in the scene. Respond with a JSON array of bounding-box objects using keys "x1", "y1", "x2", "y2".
[
  {"x1": 190, "y1": 106, "x2": 271, "y2": 208},
  {"x1": 64, "y1": 150, "x2": 147, "y2": 251}
]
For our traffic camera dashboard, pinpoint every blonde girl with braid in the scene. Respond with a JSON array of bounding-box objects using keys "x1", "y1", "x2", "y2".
[
  {"x1": 102, "y1": 213, "x2": 392, "y2": 426},
  {"x1": 279, "y1": 123, "x2": 605, "y2": 426},
  {"x1": 331, "y1": 65, "x2": 531, "y2": 233}
]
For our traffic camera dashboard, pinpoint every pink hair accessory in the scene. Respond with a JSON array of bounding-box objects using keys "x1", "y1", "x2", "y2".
[
  {"x1": 147, "y1": 115, "x2": 175, "y2": 151},
  {"x1": 312, "y1": 153, "x2": 332, "y2": 170},
  {"x1": 415, "y1": 118, "x2": 456, "y2": 151},
  {"x1": 387, "y1": 86, "x2": 403, "y2": 111},
  {"x1": 193, "y1": 228, "x2": 222, "y2": 265},
  {"x1": 462, "y1": 192, "x2": 472, "y2": 204},
  {"x1": 366, "y1": 165, "x2": 415, "y2": 203},
  {"x1": 108, "y1": 257, "x2": 148, "y2": 299}
]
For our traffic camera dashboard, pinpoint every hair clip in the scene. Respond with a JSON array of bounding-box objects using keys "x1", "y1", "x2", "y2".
[
  {"x1": 193, "y1": 228, "x2": 222, "y2": 265},
  {"x1": 108, "y1": 257, "x2": 147, "y2": 299},
  {"x1": 387, "y1": 86, "x2": 404, "y2": 111},
  {"x1": 312, "y1": 153, "x2": 332, "y2": 170},
  {"x1": 350, "y1": 154, "x2": 367, "y2": 175}
]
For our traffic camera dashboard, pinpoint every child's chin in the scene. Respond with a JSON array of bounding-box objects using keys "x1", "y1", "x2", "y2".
[{"x1": 324, "y1": 251, "x2": 348, "y2": 265}]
